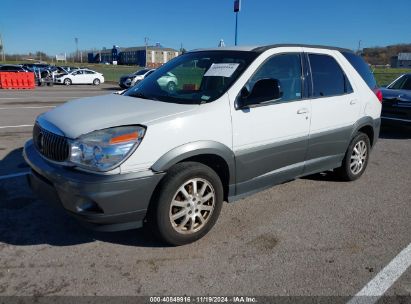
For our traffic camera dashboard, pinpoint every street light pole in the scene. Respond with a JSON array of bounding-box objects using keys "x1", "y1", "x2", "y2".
[
  {"x1": 234, "y1": 0, "x2": 241, "y2": 46},
  {"x1": 235, "y1": 12, "x2": 238, "y2": 46},
  {"x1": 75, "y1": 37, "x2": 79, "y2": 62}
]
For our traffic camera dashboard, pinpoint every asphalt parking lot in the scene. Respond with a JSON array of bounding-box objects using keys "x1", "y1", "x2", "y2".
[{"x1": 0, "y1": 85, "x2": 410, "y2": 299}]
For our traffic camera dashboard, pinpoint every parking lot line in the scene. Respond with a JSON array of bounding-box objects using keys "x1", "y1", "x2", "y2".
[
  {"x1": 0, "y1": 106, "x2": 55, "y2": 110},
  {"x1": 0, "y1": 96, "x2": 87, "y2": 100},
  {"x1": 347, "y1": 242, "x2": 411, "y2": 304},
  {"x1": 0, "y1": 124, "x2": 33, "y2": 129},
  {"x1": 0, "y1": 171, "x2": 30, "y2": 180}
]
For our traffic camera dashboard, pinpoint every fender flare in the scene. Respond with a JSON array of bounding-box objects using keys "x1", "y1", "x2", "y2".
[
  {"x1": 350, "y1": 116, "x2": 380, "y2": 146},
  {"x1": 151, "y1": 141, "x2": 236, "y2": 184}
]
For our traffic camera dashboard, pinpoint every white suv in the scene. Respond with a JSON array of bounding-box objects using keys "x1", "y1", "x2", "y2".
[{"x1": 24, "y1": 45, "x2": 382, "y2": 245}]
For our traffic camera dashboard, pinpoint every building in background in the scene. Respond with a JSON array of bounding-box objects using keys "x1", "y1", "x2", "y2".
[
  {"x1": 391, "y1": 53, "x2": 411, "y2": 68},
  {"x1": 88, "y1": 45, "x2": 180, "y2": 67}
]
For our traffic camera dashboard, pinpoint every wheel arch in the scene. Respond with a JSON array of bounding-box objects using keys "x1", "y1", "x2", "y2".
[
  {"x1": 151, "y1": 141, "x2": 235, "y2": 201},
  {"x1": 351, "y1": 116, "x2": 380, "y2": 147}
]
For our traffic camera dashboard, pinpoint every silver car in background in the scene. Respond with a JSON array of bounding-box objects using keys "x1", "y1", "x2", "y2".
[{"x1": 119, "y1": 69, "x2": 155, "y2": 89}]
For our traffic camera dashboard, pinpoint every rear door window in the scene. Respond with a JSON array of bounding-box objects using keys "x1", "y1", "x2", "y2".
[{"x1": 308, "y1": 54, "x2": 351, "y2": 97}]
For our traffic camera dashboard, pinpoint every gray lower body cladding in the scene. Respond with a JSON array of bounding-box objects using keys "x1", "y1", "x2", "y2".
[
  {"x1": 23, "y1": 140, "x2": 165, "y2": 231},
  {"x1": 230, "y1": 122, "x2": 367, "y2": 201}
]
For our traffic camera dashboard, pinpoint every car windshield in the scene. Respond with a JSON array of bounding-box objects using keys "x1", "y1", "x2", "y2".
[
  {"x1": 124, "y1": 50, "x2": 258, "y2": 104},
  {"x1": 134, "y1": 69, "x2": 150, "y2": 76},
  {"x1": 388, "y1": 75, "x2": 406, "y2": 89}
]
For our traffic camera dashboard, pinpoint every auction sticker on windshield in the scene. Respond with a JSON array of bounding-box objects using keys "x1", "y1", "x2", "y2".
[{"x1": 204, "y1": 63, "x2": 240, "y2": 77}]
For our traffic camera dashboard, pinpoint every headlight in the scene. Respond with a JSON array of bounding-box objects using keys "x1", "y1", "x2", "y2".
[{"x1": 70, "y1": 125, "x2": 146, "y2": 172}]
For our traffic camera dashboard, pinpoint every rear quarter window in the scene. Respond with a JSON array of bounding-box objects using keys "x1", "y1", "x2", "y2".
[{"x1": 341, "y1": 51, "x2": 377, "y2": 89}]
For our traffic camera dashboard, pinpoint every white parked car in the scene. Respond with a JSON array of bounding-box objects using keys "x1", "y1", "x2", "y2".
[
  {"x1": 24, "y1": 44, "x2": 381, "y2": 245},
  {"x1": 55, "y1": 69, "x2": 104, "y2": 85}
]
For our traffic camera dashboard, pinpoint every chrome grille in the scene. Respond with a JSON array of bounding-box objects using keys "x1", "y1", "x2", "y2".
[{"x1": 33, "y1": 123, "x2": 69, "y2": 162}]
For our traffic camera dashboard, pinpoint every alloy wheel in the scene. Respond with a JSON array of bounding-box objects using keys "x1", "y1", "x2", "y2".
[
  {"x1": 169, "y1": 178, "x2": 215, "y2": 234},
  {"x1": 350, "y1": 140, "x2": 367, "y2": 175}
]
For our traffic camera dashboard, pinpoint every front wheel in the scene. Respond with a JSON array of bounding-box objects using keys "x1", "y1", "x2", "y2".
[
  {"x1": 149, "y1": 162, "x2": 223, "y2": 246},
  {"x1": 63, "y1": 78, "x2": 72, "y2": 86},
  {"x1": 336, "y1": 132, "x2": 370, "y2": 181},
  {"x1": 93, "y1": 78, "x2": 101, "y2": 86}
]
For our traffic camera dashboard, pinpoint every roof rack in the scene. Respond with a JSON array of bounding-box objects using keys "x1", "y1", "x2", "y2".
[{"x1": 252, "y1": 44, "x2": 353, "y2": 53}]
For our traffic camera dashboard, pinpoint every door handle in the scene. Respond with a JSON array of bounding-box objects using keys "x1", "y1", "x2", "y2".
[
  {"x1": 350, "y1": 100, "x2": 357, "y2": 105},
  {"x1": 297, "y1": 108, "x2": 309, "y2": 114}
]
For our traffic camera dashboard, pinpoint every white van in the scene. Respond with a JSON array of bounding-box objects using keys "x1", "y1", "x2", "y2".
[{"x1": 24, "y1": 45, "x2": 382, "y2": 245}]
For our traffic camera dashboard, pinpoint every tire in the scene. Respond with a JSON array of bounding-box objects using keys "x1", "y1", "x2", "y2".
[
  {"x1": 167, "y1": 81, "x2": 176, "y2": 92},
  {"x1": 63, "y1": 78, "x2": 72, "y2": 86},
  {"x1": 149, "y1": 162, "x2": 223, "y2": 246},
  {"x1": 93, "y1": 78, "x2": 101, "y2": 86},
  {"x1": 336, "y1": 132, "x2": 371, "y2": 181}
]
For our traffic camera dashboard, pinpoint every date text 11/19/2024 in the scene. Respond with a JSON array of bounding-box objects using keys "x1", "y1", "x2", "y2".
[{"x1": 149, "y1": 296, "x2": 258, "y2": 303}]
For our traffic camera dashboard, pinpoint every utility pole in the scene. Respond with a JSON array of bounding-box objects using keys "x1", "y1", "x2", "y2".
[
  {"x1": 0, "y1": 33, "x2": 5, "y2": 62},
  {"x1": 234, "y1": 0, "x2": 241, "y2": 46},
  {"x1": 75, "y1": 37, "x2": 79, "y2": 62}
]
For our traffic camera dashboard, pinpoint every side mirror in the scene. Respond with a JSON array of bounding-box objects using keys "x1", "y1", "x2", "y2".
[{"x1": 237, "y1": 78, "x2": 282, "y2": 109}]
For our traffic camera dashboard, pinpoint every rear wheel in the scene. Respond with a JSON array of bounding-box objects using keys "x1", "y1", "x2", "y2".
[
  {"x1": 336, "y1": 132, "x2": 370, "y2": 181},
  {"x1": 64, "y1": 78, "x2": 72, "y2": 86},
  {"x1": 149, "y1": 162, "x2": 223, "y2": 246},
  {"x1": 93, "y1": 78, "x2": 100, "y2": 86}
]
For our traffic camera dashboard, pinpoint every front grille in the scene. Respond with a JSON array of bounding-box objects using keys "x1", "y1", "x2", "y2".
[{"x1": 33, "y1": 123, "x2": 69, "y2": 162}]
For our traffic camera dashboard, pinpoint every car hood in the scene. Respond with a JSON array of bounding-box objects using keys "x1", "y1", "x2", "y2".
[
  {"x1": 381, "y1": 88, "x2": 411, "y2": 102},
  {"x1": 39, "y1": 94, "x2": 198, "y2": 138}
]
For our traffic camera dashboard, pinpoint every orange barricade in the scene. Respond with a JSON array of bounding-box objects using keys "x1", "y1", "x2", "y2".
[{"x1": 0, "y1": 72, "x2": 35, "y2": 89}]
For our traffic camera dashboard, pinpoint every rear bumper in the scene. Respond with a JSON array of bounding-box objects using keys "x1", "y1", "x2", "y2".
[{"x1": 23, "y1": 140, "x2": 165, "y2": 231}]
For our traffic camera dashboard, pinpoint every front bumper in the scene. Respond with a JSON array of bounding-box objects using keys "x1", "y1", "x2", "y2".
[
  {"x1": 23, "y1": 140, "x2": 165, "y2": 231},
  {"x1": 119, "y1": 78, "x2": 131, "y2": 89}
]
